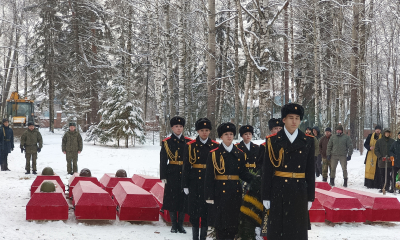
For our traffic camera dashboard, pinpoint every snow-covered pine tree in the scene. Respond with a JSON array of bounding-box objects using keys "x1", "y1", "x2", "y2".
[{"x1": 94, "y1": 77, "x2": 145, "y2": 148}]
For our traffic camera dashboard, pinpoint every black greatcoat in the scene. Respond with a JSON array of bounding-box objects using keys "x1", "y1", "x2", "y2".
[
  {"x1": 261, "y1": 130, "x2": 315, "y2": 240},
  {"x1": 204, "y1": 144, "x2": 255, "y2": 235},
  {"x1": 0, "y1": 126, "x2": 14, "y2": 164},
  {"x1": 235, "y1": 141, "x2": 260, "y2": 171},
  {"x1": 364, "y1": 133, "x2": 381, "y2": 189},
  {"x1": 182, "y1": 137, "x2": 219, "y2": 222},
  {"x1": 160, "y1": 134, "x2": 192, "y2": 212}
]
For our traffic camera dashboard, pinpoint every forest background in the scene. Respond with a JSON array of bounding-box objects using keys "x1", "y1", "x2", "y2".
[{"x1": 1, "y1": 0, "x2": 399, "y2": 153}]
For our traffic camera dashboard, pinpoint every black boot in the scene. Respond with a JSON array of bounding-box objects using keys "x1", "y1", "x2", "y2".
[
  {"x1": 25, "y1": 171, "x2": 30, "y2": 174},
  {"x1": 192, "y1": 227, "x2": 199, "y2": 240},
  {"x1": 177, "y1": 211, "x2": 186, "y2": 233},
  {"x1": 200, "y1": 226, "x2": 208, "y2": 240},
  {"x1": 170, "y1": 212, "x2": 178, "y2": 233},
  {"x1": 323, "y1": 177, "x2": 327, "y2": 182},
  {"x1": 343, "y1": 178, "x2": 348, "y2": 187},
  {"x1": 329, "y1": 178, "x2": 335, "y2": 186},
  {"x1": 32, "y1": 171, "x2": 37, "y2": 175}
]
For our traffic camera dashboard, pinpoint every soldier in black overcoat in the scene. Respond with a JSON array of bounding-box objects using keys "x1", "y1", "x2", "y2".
[
  {"x1": 235, "y1": 125, "x2": 259, "y2": 171},
  {"x1": 160, "y1": 116, "x2": 192, "y2": 233},
  {"x1": 1, "y1": 119, "x2": 14, "y2": 171},
  {"x1": 182, "y1": 118, "x2": 219, "y2": 240},
  {"x1": 257, "y1": 118, "x2": 283, "y2": 171},
  {"x1": 204, "y1": 122, "x2": 255, "y2": 240},
  {"x1": 261, "y1": 103, "x2": 315, "y2": 240}
]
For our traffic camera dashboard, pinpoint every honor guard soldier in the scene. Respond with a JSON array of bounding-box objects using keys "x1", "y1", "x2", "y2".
[
  {"x1": 205, "y1": 122, "x2": 255, "y2": 240},
  {"x1": 257, "y1": 118, "x2": 283, "y2": 171},
  {"x1": 235, "y1": 125, "x2": 259, "y2": 171},
  {"x1": 21, "y1": 122, "x2": 43, "y2": 174},
  {"x1": 261, "y1": 103, "x2": 315, "y2": 240},
  {"x1": 182, "y1": 118, "x2": 218, "y2": 240},
  {"x1": 160, "y1": 116, "x2": 192, "y2": 234},
  {"x1": 62, "y1": 122, "x2": 83, "y2": 175}
]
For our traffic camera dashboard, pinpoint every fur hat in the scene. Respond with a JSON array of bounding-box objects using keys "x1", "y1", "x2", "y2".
[
  {"x1": 27, "y1": 122, "x2": 35, "y2": 126},
  {"x1": 239, "y1": 125, "x2": 254, "y2": 137},
  {"x1": 217, "y1": 122, "x2": 236, "y2": 138},
  {"x1": 375, "y1": 125, "x2": 382, "y2": 131},
  {"x1": 325, "y1": 127, "x2": 332, "y2": 132},
  {"x1": 268, "y1": 118, "x2": 283, "y2": 131},
  {"x1": 2, "y1": 118, "x2": 9, "y2": 123},
  {"x1": 336, "y1": 125, "x2": 344, "y2": 131},
  {"x1": 170, "y1": 116, "x2": 185, "y2": 127},
  {"x1": 195, "y1": 118, "x2": 212, "y2": 131},
  {"x1": 69, "y1": 122, "x2": 76, "y2": 127},
  {"x1": 281, "y1": 103, "x2": 304, "y2": 120},
  {"x1": 384, "y1": 128, "x2": 391, "y2": 133}
]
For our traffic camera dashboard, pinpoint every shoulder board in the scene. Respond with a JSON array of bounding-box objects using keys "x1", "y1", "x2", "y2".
[
  {"x1": 261, "y1": 142, "x2": 266, "y2": 146},
  {"x1": 305, "y1": 134, "x2": 315, "y2": 138},
  {"x1": 210, "y1": 147, "x2": 219, "y2": 153},
  {"x1": 185, "y1": 137, "x2": 193, "y2": 141},
  {"x1": 162, "y1": 137, "x2": 171, "y2": 142},
  {"x1": 265, "y1": 133, "x2": 277, "y2": 139},
  {"x1": 211, "y1": 140, "x2": 219, "y2": 144},
  {"x1": 237, "y1": 148, "x2": 244, "y2": 153},
  {"x1": 187, "y1": 140, "x2": 196, "y2": 145}
]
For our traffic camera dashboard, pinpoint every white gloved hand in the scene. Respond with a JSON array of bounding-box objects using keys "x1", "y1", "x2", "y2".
[
  {"x1": 161, "y1": 179, "x2": 167, "y2": 184},
  {"x1": 308, "y1": 201, "x2": 313, "y2": 210},
  {"x1": 206, "y1": 200, "x2": 214, "y2": 204},
  {"x1": 184, "y1": 188, "x2": 189, "y2": 195},
  {"x1": 263, "y1": 200, "x2": 270, "y2": 209}
]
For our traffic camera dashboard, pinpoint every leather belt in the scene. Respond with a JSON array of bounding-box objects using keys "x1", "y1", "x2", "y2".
[
  {"x1": 274, "y1": 171, "x2": 305, "y2": 178},
  {"x1": 169, "y1": 160, "x2": 184, "y2": 165},
  {"x1": 245, "y1": 163, "x2": 256, "y2": 168},
  {"x1": 215, "y1": 175, "x2": 239, "y2": 180},
  {"x1": 192, "y1": 164, "x2": 207, "y2": 169}
]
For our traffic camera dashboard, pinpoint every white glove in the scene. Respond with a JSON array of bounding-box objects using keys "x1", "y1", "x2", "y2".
[
  {"x1": 161, "y1": 179, "x2": 167, "y2": 184},
  {"x1": 184, "y1": 188, "x2": 189, "y2": 195},
  {"x1": 263, "y1": 200, "x2": 270, "y2": 209},
  {"x1": 206, "y1": 200, "x2": 214, "y2": 204},
  {"x1": 308, "y1": 201, "x2": 313, "y2": 210}
]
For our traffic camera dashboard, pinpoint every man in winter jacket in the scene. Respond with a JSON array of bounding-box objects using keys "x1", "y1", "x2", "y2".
[
  {"x1": 313, "y1": 126, "x2": 323, "y2": 177},
  {"x1": 327, "y1": 125, "x2": 353, "y2": 187},
  {"x1": 319, "y1": 128, "x2": 332, "y2": 182},
  {"x1": 21, "y1": 122, "x2": 43, "y2": 174},
  {"x1": 389, "y1": 131, "x2": 400, "y2": 194},
  {"x1": 375, "y1": 129, "x2": 395, "y2": 193},
  {"x1": 1, "y1": 119, "x2": 14, "y2": 171},
  {"x1": 62, "y1": 122, "x2": 83, "y2": 175}
]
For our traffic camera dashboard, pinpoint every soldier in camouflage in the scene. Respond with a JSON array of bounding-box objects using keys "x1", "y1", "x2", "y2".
[
  {"x1": 62, "y1": 122, "x2": 83, "y2": 175},
  {"x1": 20, "y1": 122, "x2": 43, "y2": 174}
]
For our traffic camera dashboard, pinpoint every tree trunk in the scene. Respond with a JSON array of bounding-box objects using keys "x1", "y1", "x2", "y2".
[
  {"x1": 350, "y1": 0, "x2": 360, "y2": 146},
  {"x1": 165, "y1": 2, "x2": 176, "y2": 117},
  {"x1": 178, "y1": 0, "x2": 185, "y2": 116},
  {"x1": 284, "y1": 3, "x2": 289, "y2": 104},
  {"x1": 207, "y1": 0, "x2": 217, "y2": 139},
  {"x1": 234, "y1": 10, "x2": 240, "y2": 136},
  {"x1": 313, "y1": 0, "x2": 320, "y2": 126}
]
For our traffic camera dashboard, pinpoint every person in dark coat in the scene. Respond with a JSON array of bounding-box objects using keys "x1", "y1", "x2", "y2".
[
  {"x1": 261, "y1": 103, "x2": 315, "y2": 240},
  {"x1": 312, "y1": 126, "x2": 323, "y2": 177},
  {"x1": 204, "y1": 122, "x2": 255, "y2": 240},
  {"x1": 319, "y1": 128, "x2": 332, "y2": 182},
  {"x1": 1, "y1": 119, "x2": 14, "y2": 171},
  {"x1": 235, "y1": 125, "x2": 260, "y2": 171},
  {"x1": 182, "y1": 118, "x2": 219, "y2": 240},
  {"x1": 389, "y1": 131, "x2": 400, "y2": 194},
  {"x1": 374, "y1": 129, "x2": 395, "y2": 193},
  {"x1": 160, "y1": 116, "x2": 192, "y2": 233},
  {"x1": 364, "y1": 125, "x2": 382, "y2": 189},
  {"x1": 257, "y1": 118, "x2": 283, "y2": 171}
]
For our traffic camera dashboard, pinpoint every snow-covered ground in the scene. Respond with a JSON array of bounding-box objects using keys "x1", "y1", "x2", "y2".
[{"x1": 0, "y1": 129, "x2": 399, "y2": 240}]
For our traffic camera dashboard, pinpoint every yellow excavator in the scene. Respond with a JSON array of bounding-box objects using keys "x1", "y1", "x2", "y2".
[{"x1": 6, "y1": 92, "x2": 36, "y2": 136}]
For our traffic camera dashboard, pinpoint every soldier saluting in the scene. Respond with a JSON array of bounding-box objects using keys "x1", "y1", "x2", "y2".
[
  {"x1": 235, "y1": 125, "x2": 259, "y2": 171},
  {"x1": 182, "y1": 118, "x2": 218, "y2": 240},
  {"x1": 261, "y1": 103, "x2": 315, "y2": 240},
  {"x1": 160, "y1": 116, "x2": 192, "y2": 234},
  {"x1": 21, "y1": 122, "x2": 43, "y2": 174},
  {"x1": 204, "y1": 122, "x2": 255, "y2": 240}
]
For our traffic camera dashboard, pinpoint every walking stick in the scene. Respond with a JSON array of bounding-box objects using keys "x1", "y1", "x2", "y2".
[
  {"x1": 391, "y1": 157, "x2": 396, "y2": 195},
  {"x1": 382, "y1": 156, "x2": 388, "y2": 195}
]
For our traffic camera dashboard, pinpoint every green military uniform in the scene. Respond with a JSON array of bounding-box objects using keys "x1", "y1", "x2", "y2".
[
  {"x1": 20, "y1": 128, "x2": 43, "y2": 173},
  {"x1": 62, "y1": 128, "x2": 83, "y2": 174}
]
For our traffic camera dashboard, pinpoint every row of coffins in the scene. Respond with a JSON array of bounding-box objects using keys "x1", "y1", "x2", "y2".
[{"x1": 26, "y1": 168, "x2": 400, "y2": 223}]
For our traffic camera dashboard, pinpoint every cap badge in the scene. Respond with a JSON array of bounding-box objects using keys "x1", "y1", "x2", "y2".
[
  {"x1": 247, "y1": 127, "x2": 249, "y2": 129},
  {"x1": 295, "y1": 107, "x2": 297, "y2": 109},
  {"x1": 204, "y1": 123, "x2": 207, "y2": 125},
  {"x1": 227, "y1": 126, "x2": 229, "y2": 128}
]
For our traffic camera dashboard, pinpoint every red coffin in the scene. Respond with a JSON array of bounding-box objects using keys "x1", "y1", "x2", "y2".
[
  {"x1": 99, "y1": 173, "x2": 134, "y2": 195},
  {"x1": 331, "y1": 187, "x2": 400, "y2": 222},
  {"x1": 315, "y1": 181, "x2": 332, "y2": 191},
  {"x1": 149, "y1": 182, "x2": 190, "y2": 222},
  {"x1": 112, "y1": 182, "x2": 159, "y2": 221},
  {"x1": 316, "y1": 188, "x2": 366, "y2": 223},
  {"x1": 30, "y1": 174, "x2": 65, "y2": 197},
  {"x1": 26, "y1": 180, "x2": 69, "y2": 220},
  {"x1": 132, "y1": 174, "x2": 161, "y2": 192},
  {"x1": 68, "y1": 173, "x2": 101, "y2": 199},
  {"x1": 73, "y1": 181, "x2": 116, "y2": 220},
  {"x1": 309, "y1": 198, "x2": 325, "y2": 222}
]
